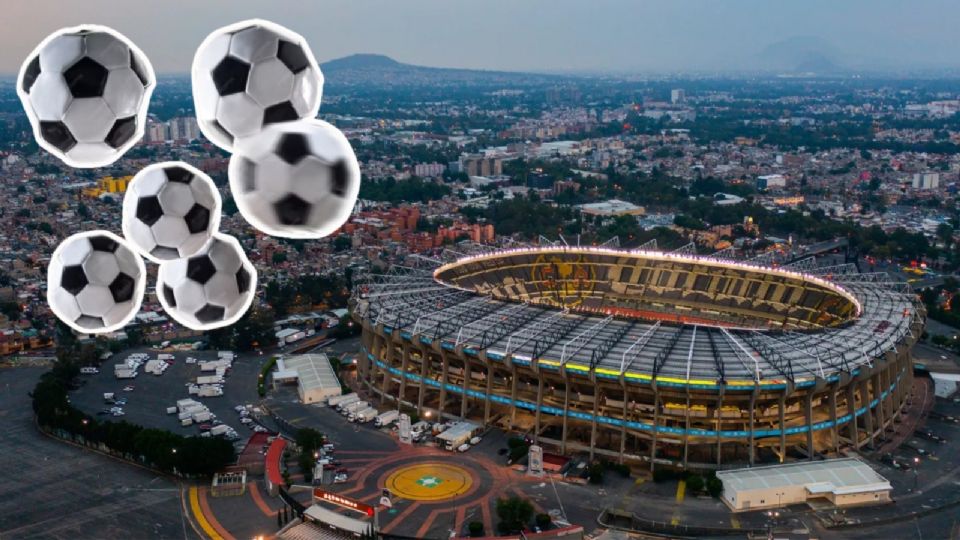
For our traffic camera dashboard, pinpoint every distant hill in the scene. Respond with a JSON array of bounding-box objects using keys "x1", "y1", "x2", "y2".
[
  {"x1": 320, "y1": 53, "x2": 567, "y2": 87},
  {"x1": 755, "y1": 36, "x2": 843, "y2": 74}
]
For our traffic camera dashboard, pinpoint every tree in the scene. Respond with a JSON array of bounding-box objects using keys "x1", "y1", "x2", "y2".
[
  {"x1": 333, "y1": 234, "x2": 352, "y2": 252},
  {"x1": 686, "y1": 473, "x2": 705, "y2": 494},
  {"x1": 496, "y1": 496, "x2": 534, "y2": 534},
  {"x1": 588, "y1": 462, "x2": 605, "y2": 484},
  {"x1": 535, "y1": 513, "x2": 552, "y2": 530},
  {"x1": 468, "y1": 521, "x2": 484, "y2": 537},
  {"x1": 706, "y1": 476, "x2": 723, "y2": 498}
]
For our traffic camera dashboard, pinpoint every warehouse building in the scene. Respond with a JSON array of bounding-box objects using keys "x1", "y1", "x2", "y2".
[
  {"x1": 716, "y1": 458, "x2": 892, "y2": 512},
  {"x1": 273, "y1": 354, "x2": 342, "y2": 404}
]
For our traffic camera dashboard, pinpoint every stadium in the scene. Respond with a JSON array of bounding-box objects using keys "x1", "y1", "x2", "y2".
[{"x1": 351, "y1": 240, "x2": 924, "y2": 468}]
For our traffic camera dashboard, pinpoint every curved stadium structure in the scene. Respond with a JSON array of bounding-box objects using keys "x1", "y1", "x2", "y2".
[{"x1": 351, "y1": 241, "x2": 924, "y2": 468}]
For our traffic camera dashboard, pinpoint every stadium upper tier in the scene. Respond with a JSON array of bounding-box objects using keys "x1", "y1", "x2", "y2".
[
  {"x1": 433, "y1": 247, "x2": 861, "y2": 330},
  {"x1": 353, "y1": 245, "x2": 921, "y2": 386}
]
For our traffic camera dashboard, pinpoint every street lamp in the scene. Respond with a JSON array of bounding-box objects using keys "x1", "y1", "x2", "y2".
[{"x1": 172, "y1": 448, "x2": 178, "y2": 454}]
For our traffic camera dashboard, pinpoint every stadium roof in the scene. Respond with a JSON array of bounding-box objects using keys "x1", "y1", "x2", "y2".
[
  {"x1": 352, "y1": 241, "x2": 921, "y2": 386},
  {"x1": 716, "y1": 458, "x2": 891, "y2": 496}
]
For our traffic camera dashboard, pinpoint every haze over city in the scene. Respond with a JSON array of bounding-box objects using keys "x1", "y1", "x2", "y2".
[
  {"x1": 5, "y1": 3, "x2": 960, "y2": 540},
  {"x1": 3, "y1": 0, "x2": 960, "y2": 74}
]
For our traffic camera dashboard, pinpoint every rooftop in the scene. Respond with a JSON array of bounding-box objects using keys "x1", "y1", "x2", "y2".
[
  {"x1": 279, "y1": 354, "x2": 341, "y2": 393},
  {"x1": 716, "y1": 458, "x2": 891, "y2": 495}
]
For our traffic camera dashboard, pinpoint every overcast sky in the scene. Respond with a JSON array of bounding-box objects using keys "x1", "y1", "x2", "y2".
[{"x1": 3, "y1": 0, "x2": 960, "y2": 74}]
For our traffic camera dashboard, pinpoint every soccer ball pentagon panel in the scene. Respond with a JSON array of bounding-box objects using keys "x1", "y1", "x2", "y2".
[
  {"x1": 191, "y1": 19, "x2": 323, "y2": 152},
  {"x1": 228, "y1": 119, "x2": 361, "y2": 239},
  {"x1": 47, "y1": 231, "x2": 146, "y2": 334},
  {"x1": 157, "y1": 233, "x2": 257, "y2": 330},
  {"x1": 17, "y1": 25, "x2": 155, "y2": 168},
  {"x1": 122, "y1": 162, "x2": 221, "y2": 263}
]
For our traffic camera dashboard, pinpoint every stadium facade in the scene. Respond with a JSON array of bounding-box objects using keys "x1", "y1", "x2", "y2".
[{"x1": 351, "y1": 243, "x2": 923, "y2": 468}]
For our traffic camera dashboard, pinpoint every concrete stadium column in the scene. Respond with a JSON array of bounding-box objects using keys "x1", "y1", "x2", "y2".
[
  {"x1": 460, "y1": 358, "x2": 472, "y2": 419},
  {"x1": 748, "y1": 389, "x2": 757, "y2": 466},
  {"x1": 804, "y1": 392, "x2": 814, "y2": 460},
  {"x1": 872, "y1": 372, "x2": 885, "y2": 435},
  {"x1": 560, "y1": 381, "x2": 571, "y2": 454},
  {"x1": 438, "y1": 349, "x2": 450, "y2": 418},
  {"x1": 649, "y1": 385, "x2": 660, "y2": 472},
  {"x1": 682, "y1": 393, "x2": 691, "y2": 469},
  {"x1": 828, "y1": 386, "x2": 840, "y2": 454},
  {"x1": 778, "y1": 392, "x2": 786, "y2": 463},
  {"x1": 378, "y1": 338, "x2": 396, "y2": 405},
  {"x1": 847, "y1": 384, "x2": 858, "y2": 447},
  {"x1": 619, "y1": 379, "x2": 629, "y2": 463},
  {"x1": 715, "y1": 390, "x2": 724, "y2": 466},
  {"x1": 398, "y1": 344, "x2": 411, "y2": 407},
  {"x1": 508, "y1": 364, "x2": 519, "y2": 429},
  {"x1": 589, "y1": 387, "x2": 600, "y2": 461},
  {"x1": 483, "y1": 364, "x2": 494, "y2": 425},
  {"x1": 534, "y1": 378, "x2": 544, "y2": 445},
  {"x1": 416, "y1": 348, "x2": 429, "y2": 417},
  {"x1": 861, "y1": 380, "x2": 875, "y2": 449}
]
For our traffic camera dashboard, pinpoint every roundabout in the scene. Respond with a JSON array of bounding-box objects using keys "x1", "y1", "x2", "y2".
[{"x1": 384, "y1": 462, "x2": 475, "y2": 502}]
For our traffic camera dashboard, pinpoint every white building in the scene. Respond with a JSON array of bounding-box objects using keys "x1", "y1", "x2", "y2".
[
  {"x1": 716, "y1": 458, "x2": 892, "y2": 512},
  {"x1": 757, "y1": 174, "x2": 787, "y2": 190},
  {"x1": 912, "y1": 172, "x2": 940, "y2": 190},
  {"x1": 671, "y1": 88, "x2": 686, "y2": 104},
  {"x1": 272, "y1": 353, "x2": 342, "y2": 404}
]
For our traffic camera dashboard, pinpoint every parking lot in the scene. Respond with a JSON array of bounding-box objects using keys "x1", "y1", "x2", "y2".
[{"x1": 69, "y1": 347, "x2": 271, "y2": 446}]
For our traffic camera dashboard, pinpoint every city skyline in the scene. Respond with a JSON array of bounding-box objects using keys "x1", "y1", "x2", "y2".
[{"x1": 2, "y1": 0, "x2": 960, "y2": 75}]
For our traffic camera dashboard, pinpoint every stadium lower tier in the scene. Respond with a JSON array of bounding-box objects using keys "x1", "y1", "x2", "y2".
[{"x1": 357, "y1": 321, "x2": 918, "y2": 469}]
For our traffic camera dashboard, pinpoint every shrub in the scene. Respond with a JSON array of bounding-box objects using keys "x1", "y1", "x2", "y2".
[
  {"x1": 535, "y1": 513, "x2": 552, "y2": 529},
  {"x1": 685, "y1": 473, "x2": 705, "y2": 493},
  {"x1": 468, "y1": 521, "x2": 484, "y2": 537},
  {"x1": 588, "y1": 462, "x2": 605, "y2": 484},
  {"x1": 706, "y1": 476, "x2": 723, "y2": 498}
]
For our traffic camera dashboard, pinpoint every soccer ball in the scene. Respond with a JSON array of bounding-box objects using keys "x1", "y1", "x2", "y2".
[
  {"x1": 191, "y1": 19, "x2": 323, "y2": 152},
  {"x1": 47, "y1": 231, "x2": 146, "y2": 334},
  {"x1": 17, "y1": 25, "x2": 154, "y2": 168},
  {"x1": 156, "y1": 233, "x2": 257, "y2": 330},
  {"x1": 228, "y1": 119, "x2": 361, "y2": 238},
  {"x1": 122, "y1": 161, "x2": 222, "y2": 263}
]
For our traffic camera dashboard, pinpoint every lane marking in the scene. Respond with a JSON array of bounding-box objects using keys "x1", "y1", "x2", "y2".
[
  {"x1": 675, "y1": 480, "x2": 686, "y2": 503},
  {"x1": 189, "y1": 486, "x2": 223, "y2": 540}
]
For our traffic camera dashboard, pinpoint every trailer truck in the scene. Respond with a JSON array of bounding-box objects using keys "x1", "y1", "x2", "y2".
[
  {"x1": 374, "y1": 410, "x2": 400, "y2": 427},
  {"x1": 340, "y1": 401, "x2": 368, "y2": 416},
  {"x1": 354, "y1": 408, "x2": 379, "y2": 423},
  {"x1": 332, "y1": 394, "x2": 360, "y2": 410}
]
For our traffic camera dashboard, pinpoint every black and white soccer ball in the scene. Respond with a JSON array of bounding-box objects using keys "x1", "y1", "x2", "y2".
[
  {"x1": 228, "y1": 119, "x2": 360, "y2": 239},
  {"x1": 191, "y1": 19, "x2": 323, "y2": 152},
  {"x1": 17, "y1": 25, "x2": 155, "y2": 168},
  {"x1": 156, "y1": 233, "x2": 257, "y2": 330},
  {"x1": 47, "y1": 231, "x2": 146, "y2": 333},
  {"x1": 122, "y1": 162, "x2": 221, "y2": 263}
]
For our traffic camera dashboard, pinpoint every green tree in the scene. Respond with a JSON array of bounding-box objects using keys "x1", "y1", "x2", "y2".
[
  {"x1": 468, "y1": 521, "x2": 484, "y2": 537},
  {"x1": 496, "y1": 496, "x2": 534, "y2": 534},
  {"x1": 535, "y1": 513, "x2": 552, "y2": 530},
  {"x1": 686, "y1": 473, "x2": 705, "y2": 493}
]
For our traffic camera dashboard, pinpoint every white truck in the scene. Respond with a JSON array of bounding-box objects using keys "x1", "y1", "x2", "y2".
[
  {"x1": 115, "y1": 367, "x2": 137, "y2": 379},
  {"x1": 328, "y1": 393, "x2": 356, "y2": 408},
  {"x1": 353, "y1": 407, "x2": 378, "y2": 423},
  {"x1": 334, "y1": 395, "x2": 362, "y2": 411},
  {"x1": 197, "y1": 385, "x2": 224, "y2": 397},
  {"x1": 210, "y1": 425, "x2": 230, "y2": 436},
  {"x1": 192, "y1": 411, "x2": 213, "y2": 423},
  {"x1": 196, "y1": 375, "x2": 223, "y2": 385},
  {"x1": 375, "y1": 410, "x2": 399, "y2": 427},
  {"x1": 340, "y1": 401, "x2": 369, "y2": 416}
]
